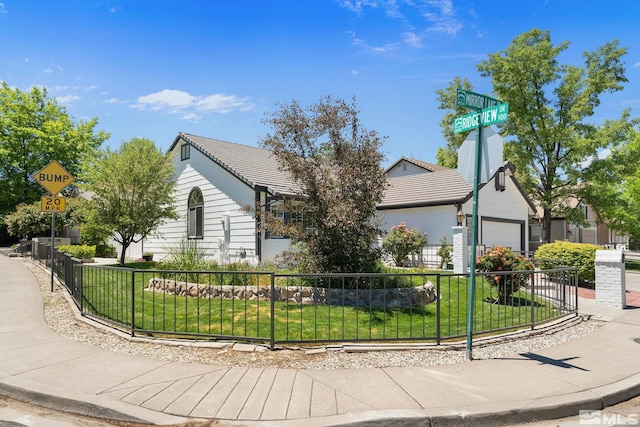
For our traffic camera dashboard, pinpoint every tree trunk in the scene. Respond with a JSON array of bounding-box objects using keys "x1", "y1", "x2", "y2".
[
  {"x1": 542, "y1": 208, "x2": 552, "y2": 244},
  {"x1": 119, "y1": 242, "x2": 130, "y2": 265}
]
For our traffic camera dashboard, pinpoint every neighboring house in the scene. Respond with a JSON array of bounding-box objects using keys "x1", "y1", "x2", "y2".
[
  {"x1": 128, "y1": 134, "x2": 536, "y2": 263},
  {"x1": 380, "y1": 157, "x2": 536, "y2": 254},
  {"x1": 529, "y1": 201, "x2": 629, "y2": 251}
]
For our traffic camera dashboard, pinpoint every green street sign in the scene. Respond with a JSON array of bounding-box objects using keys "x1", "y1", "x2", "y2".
[
  {"x1": 453, "y1": 102, "x2": 509, "y2": 134},
  {"x1": 480, "y1": 102, "x2": 509, "y2": 127},
  {"x1": 456, "y1": 88, "x2": 501, "y2": 111},
  {"x1": 453, "y1": 111, "x2": 480, "y2": 134}
]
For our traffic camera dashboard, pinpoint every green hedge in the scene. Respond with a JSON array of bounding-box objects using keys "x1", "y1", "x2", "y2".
[
  {"x1": 535, "y1": 241, "x2": 601, "y2": 284},
  {"x1": 57, "y1": 244, "x2": 96, "y2": 260}
]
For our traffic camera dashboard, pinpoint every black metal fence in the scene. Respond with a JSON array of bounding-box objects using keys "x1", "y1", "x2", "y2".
[{"x1": 32, "y1": 242, "x2": 579, "y2": 349}]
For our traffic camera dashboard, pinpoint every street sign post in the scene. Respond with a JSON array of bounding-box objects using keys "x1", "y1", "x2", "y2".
[
  {"x1": 453, "y1": 89, "x2": 509, "y2": 361},
  {"x1": 456, "y1": 88, "x2": 501, "y2": 111},
  {"x1": 33, "y1": 161, "x2": 75, "y2": 292}
]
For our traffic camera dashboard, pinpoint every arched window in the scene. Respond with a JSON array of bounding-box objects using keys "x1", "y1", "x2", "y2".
[{"x1": 188, "y1": 188, "x2": 204, "y2": 239}]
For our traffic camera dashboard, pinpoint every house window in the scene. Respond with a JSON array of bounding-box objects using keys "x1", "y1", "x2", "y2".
[
  {"x1": 188, "y1": 188, "x2": 203, "y2": 239},
  {"x1": 181, "y1": 144, "x2": 190, "y2": 161},
  {"x1": 290, "y1": 203, "x2": 315, "y2": 235},
  {"x1": 265, "y1": 198, "x2": 314, "y2": 239},
  {"x1": 265, "y1": 198, "x2": 288, "y2": 239}
]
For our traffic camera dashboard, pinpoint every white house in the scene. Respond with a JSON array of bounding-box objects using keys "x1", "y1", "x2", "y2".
[
  {"x1": 130, "y1": 133, "x2": 535, "y2": 263},
  {"x1": 379, "y1": 157, "x2": 536, "y2": 254},
  {"x1": 141, "y1": 133, "x2": 299, "y2": 264}
]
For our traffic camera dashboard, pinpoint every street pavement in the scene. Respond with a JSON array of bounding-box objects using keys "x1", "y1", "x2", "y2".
[{"x1": 1, "y1": 253, "x2": 640, "y2": 426}]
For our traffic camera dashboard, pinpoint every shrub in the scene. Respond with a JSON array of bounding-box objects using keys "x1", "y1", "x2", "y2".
[
  {"x1": 382, "y1": 222, "x2": 427, "y2": 267},
  {"x1": 476, "y1": 246, "x2": 535, "y2": 304},
  {"x1": 535, "y1": 241, "x2": 601, "y2": 285},
  {"x1": 57, "y1": 244, "x2": 96, "y2": 260},
  {"x1": 95, "y1": 243, "x2": 116, "y2": 258},
  {"x1": 160, "y1": 239, "x2": 212, "y2": 271},
  {"x1": 437, "y1": 236, "x2": 452, "y2": 269}
]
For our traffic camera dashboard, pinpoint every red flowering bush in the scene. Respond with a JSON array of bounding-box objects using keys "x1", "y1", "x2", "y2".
[
  {"x1": 476, "y1": 246, "x2": 535, "y2": 304},
  {"x1": 382, "y1": 222, "x2": 427, "y2": 267}
]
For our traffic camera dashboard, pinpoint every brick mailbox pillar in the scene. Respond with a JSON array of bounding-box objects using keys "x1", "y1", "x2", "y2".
[{"x1": 595, "y1": 249, "x2": 626, "y2": 309}]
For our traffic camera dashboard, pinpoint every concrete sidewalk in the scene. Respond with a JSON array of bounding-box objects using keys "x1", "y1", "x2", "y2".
[{"x1": 1, "y1": 254, "x2": 640, "y2": 426}]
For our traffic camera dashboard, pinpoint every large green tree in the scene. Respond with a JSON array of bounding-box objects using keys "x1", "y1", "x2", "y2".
[
  {"x1": 261, "y1": 96, "x2": 387, "y2": 274},
  {"x1": 0, "y1": 82, "x2": 108, "y2": 216},
  {"x1": 439, "y1": 28, "x2": 631, "y2": 243},
  {"x1": 582, "y1": 127, "x2": 640, "y2": 243},
  {"x1": 81, "y1": 138, "x2": 178, "y2": 264}
]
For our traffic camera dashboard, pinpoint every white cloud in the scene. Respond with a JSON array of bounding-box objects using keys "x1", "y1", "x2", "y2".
[
  {"x1": 349, "y1": 31, "x2": 398, "y2": 54},
  {"x1": 198, "y1": 93, "x2": 251, "y2": 113},
  {"x1": 338, "y1": 0, "x2": 380, "y2": 14},
  {"x1": 132, "y1": 89, "x2": 254, "y2": 119},
  {"x1": 402, "y1": 31, "x2": 422, "y2": 48},
  {"x1": 44, "y1": 65, "x2": 64, "y2": 74},
  {"x1": 341, "y1": 0, "x2": 463, "y2": 52},
  {"x1": 57, "y1": 95, "x2": 81, "y2": 104},
  {"x1": 135, "y1": 89, "x2": 195, "y2": 110},
  {"x1": 0, "y1": 3, "x2": 6, "y2": 14},
  {"x1": 634, "y1": 62, "x2": 640, "y2": 67},
  {"x1": 180, "y1": 112, "x2": 202, "y2": 122},
  {"x1": 103, "y1": 97, "x2": 124, "y2": 104},
  {"x1": 421, "y1": 0, "x2": 462, "y2": 35}
]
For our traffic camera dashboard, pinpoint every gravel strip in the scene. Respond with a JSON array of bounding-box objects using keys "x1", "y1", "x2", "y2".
[{"x1": 25, "y1": 259, "x2": 605, "y2": 370}]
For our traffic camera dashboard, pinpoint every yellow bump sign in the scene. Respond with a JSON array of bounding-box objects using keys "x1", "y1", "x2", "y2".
[
  {"x1": 34, "y1": 161, "x2": 74, "y2": 195},
  {"x1": 41, "y1": 196, "x2": 66, "y2": 213}
]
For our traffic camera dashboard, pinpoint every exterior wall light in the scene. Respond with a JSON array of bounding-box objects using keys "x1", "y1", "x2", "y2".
[
  {"x1": 495, "y1": 167, "x2": 506, "y2": 192},
  {"x1": 457, "y1": 208, "x2": 465, "y2": 226}
]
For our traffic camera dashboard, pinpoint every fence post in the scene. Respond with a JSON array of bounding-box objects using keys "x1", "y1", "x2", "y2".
[
  {"x1": 131, "y1": 269, "x2": 136, "y2": 337},
  {"x1": 78, "y1": 262, "x2": 83, "y2": 312},
  {"x1": 436, "y1": 274, "x2": 441, "y2": 345},
  {"x1": 574, "y1": 268, "x2": 579, "y2": 312},
  {"x1": 270, "y1": 273, "x2": 275, "y2": 350},
  {"x1": 530, "y1": 271, "x2": 535, "y2": 330}
]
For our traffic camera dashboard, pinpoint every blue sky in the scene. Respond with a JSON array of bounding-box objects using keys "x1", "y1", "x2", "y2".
[{"x1": 1, "y1": 1, "x2": 639, "y2": 167}]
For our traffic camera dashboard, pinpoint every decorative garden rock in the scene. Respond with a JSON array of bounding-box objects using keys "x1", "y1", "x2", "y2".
[{"x1": 146, "y1": 278, "x2": 437, "y2": 308}]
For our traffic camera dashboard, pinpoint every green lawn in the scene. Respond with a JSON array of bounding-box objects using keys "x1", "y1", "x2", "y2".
[{"x1": 80, "y1": 267, "x2": 563, "y2": 344}]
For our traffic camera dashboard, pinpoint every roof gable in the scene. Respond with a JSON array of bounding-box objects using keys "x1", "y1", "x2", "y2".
[
  {"x1": 171, "y1": 133, "x2": 300, "y2": 196},
  {"x1": 385, "y1": 157, "x2": 450, "y2": 176}
]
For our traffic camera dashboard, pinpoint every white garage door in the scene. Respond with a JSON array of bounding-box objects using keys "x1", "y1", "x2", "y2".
[{"x1": 482, "y1": 220, "x2": 522, "y2": 251}]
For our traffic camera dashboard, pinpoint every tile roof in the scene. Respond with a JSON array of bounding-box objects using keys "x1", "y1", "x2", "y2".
[
  {"x1": 173, "y1": 133, "x2": 300, "y2": 196},
  {"x1": 379, "y1": 169, "x2": 473, "y2": 209},
  {"x1": 171, "y1": 133, "x2": 519, "y2": 211}
]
